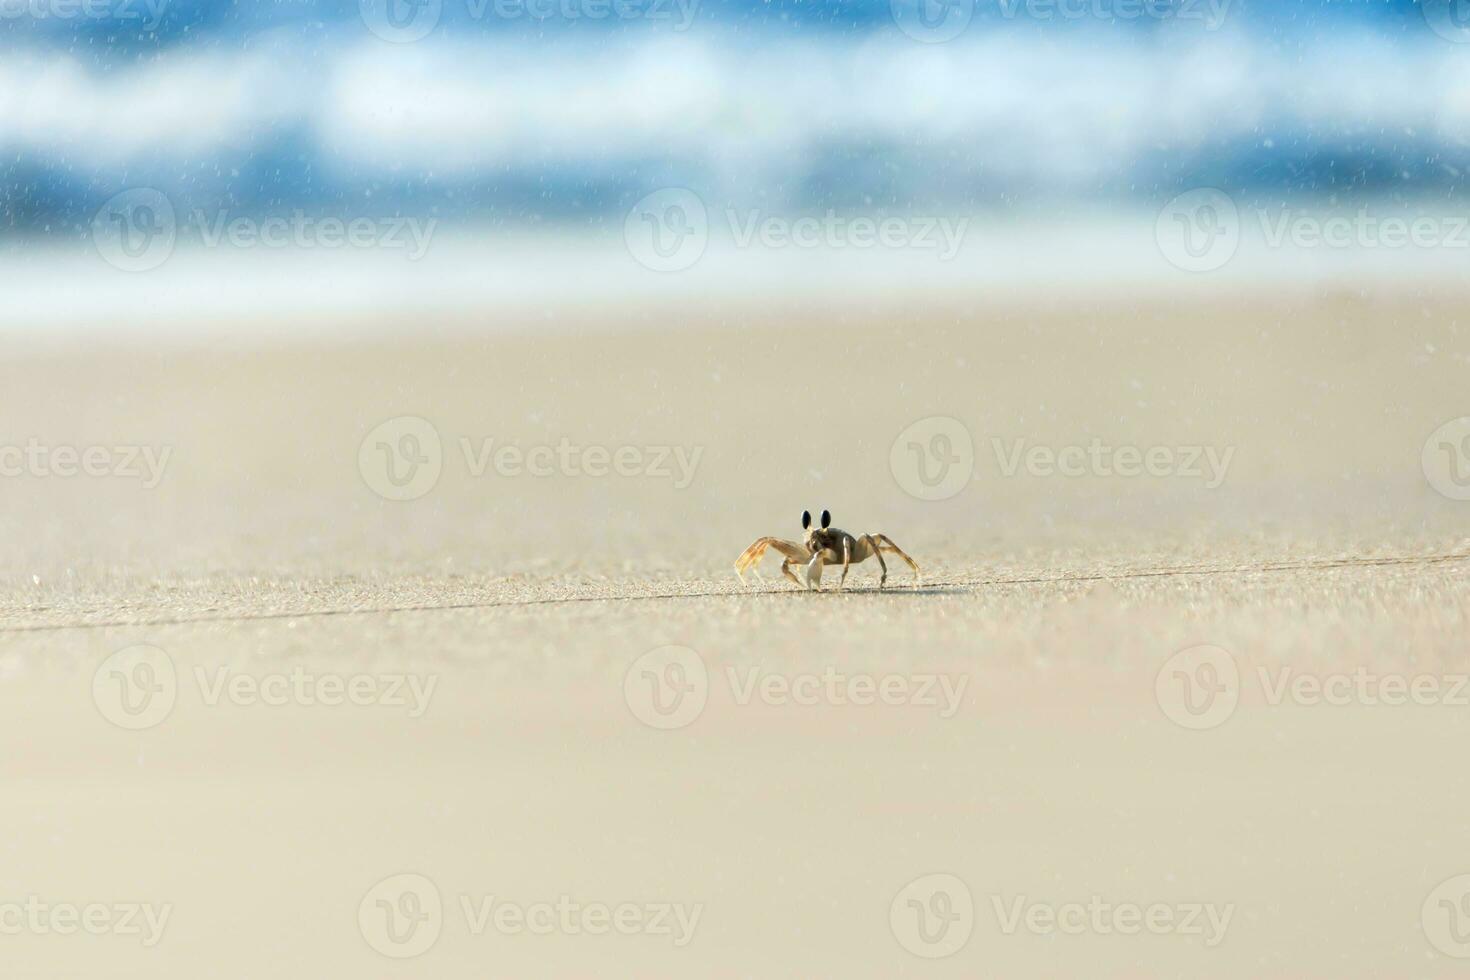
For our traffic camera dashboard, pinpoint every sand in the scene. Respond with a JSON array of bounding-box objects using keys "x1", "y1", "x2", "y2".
[{"x1": 2, "y1": 285, "x2": 1468, "y2": 977}]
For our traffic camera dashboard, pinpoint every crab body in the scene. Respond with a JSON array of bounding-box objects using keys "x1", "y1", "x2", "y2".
[{"x1": 733, "y1": 510, "x2": 920, "y2": 591}]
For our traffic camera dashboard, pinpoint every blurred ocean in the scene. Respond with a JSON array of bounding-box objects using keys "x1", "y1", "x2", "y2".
[
  {"x1": 5, "y1": 0, "x2": 1470, "y2": 227},
  {"x1": 3, "y1": 0, "x2": 1469, "y2": 328}
]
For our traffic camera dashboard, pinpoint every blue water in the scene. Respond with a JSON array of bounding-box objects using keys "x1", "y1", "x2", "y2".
[{"x1": 2, "y1": 0, "x2": 1468, "y2": 235}]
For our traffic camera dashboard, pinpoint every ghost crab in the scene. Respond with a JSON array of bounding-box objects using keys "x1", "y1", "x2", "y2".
[{"x1": 734, "y1": 510, "x2": 921, "y2": 591}]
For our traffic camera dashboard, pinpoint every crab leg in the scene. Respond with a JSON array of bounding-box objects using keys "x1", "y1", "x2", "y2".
[{"x1": 734, "y1": 537, "x2": 809, "y2": 586}]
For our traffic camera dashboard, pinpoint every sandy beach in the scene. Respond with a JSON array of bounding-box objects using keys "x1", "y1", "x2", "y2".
[{"x1": 3, "y1": 284, "x2": 1468, "y2": 977}]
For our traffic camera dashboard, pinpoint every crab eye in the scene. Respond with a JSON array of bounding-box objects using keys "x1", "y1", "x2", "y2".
[
  {"x1": 821, "y1": 510, "x2": 831, "y2": 529},
  {"x1": 802, "y1": 510, "x2": 812, "y2": 530}
]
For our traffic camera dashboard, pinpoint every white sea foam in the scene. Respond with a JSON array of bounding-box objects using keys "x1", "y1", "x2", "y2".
[{"x1": 1, "y1": 29, "x2": 1467, "y2": 197}]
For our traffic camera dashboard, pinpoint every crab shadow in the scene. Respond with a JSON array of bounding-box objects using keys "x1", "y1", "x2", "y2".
[{"x1": 741, "y1": 584, "x2": 965, "y2": 597}]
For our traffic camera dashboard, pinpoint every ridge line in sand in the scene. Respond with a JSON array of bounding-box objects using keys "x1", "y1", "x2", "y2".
[{"x1": 4, "y1": 551, "x2": 1466, "y2": 635}]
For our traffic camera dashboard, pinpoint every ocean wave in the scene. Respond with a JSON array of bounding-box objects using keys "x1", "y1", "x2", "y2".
[{"x1": 2, "y1": 21, "x2": 1468, "y2": 231}]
